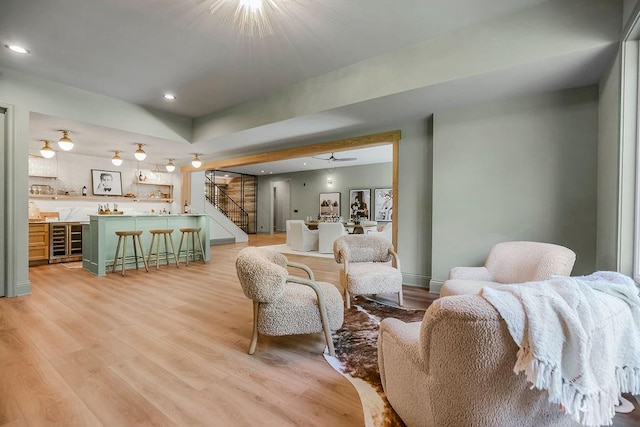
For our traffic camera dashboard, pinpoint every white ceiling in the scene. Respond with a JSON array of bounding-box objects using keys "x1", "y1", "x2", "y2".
[{"x1": 1, "y1": 0, "x2": 621, "y2": 173}]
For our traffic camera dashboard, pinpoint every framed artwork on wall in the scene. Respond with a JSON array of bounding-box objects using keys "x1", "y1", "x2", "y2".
[
  {"x1": 319, "y1": 192, "x2": 341, "y2": 217},
  {"x1": 349, "y1": 189, "x2": 371, "y2": 221},
  {"x1": 91, "y1": 169, "x2": 123, "y2": 196},
  {"x1": 374, "y1": 188, "x2": 393, "y2": 221}
]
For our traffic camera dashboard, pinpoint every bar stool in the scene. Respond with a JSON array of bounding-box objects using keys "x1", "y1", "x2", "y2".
[
  {"x1": 112, "y1": 230, "x2": 149, "y2": 276},
  {"x1": 146, "y1": 229, "x2": 179, "y2": 270},
  {"x1": 178, "y1": 227, "x2": 206, "y2": 266}
]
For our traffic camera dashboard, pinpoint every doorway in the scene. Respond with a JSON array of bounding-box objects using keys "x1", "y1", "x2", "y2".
[{"x1": 272, "y1": 180, "x2": 291, "y2": 232}]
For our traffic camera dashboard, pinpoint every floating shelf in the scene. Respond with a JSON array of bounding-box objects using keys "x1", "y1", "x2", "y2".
[{"x1": 29, "y1": 194, "x2": 173, "y2": 203}]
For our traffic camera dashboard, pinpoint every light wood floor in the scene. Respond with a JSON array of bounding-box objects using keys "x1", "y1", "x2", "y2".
[
  {"x1": 4, "y1": 234, "x2": 638, "y2": 426},
  {"x1": 1, "y1": 233, "x2": 433, "y2": 426}
]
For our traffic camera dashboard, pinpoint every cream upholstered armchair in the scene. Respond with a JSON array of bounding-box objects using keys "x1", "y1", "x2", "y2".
[
  {"x1": 440, "y1": 241, "x2": 576, "y2": 297},
  {"x1": 333, "y1": 235, "x2": 403, "y2": 308},
  {"x1": 366, "y1": 222, "x2": 392, "y2": 242},
  {"x1": 235, "y1": 247, "x2": 344, "y2": 356},
  {"x1": 318, "y1": 222, "x2": 347, "y2": 254},
  {"x1": 285, "y1": 219, "x2": 305, "y2": 246},
  {"x1": 288, "y1": 221, "x2": 319, "y2": 252},
  {"x1": 378, "y1": 295, "x2": 579, "y2": 427}
]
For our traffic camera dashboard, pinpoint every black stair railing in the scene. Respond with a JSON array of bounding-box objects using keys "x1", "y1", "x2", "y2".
[{"x1": 205, "y1": 172, "x2": 255, "y2": 233}]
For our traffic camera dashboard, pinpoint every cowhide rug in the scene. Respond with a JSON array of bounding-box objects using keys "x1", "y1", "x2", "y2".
[{"x1": 324, "y1": 296, "x2": 428, "y2": 427}]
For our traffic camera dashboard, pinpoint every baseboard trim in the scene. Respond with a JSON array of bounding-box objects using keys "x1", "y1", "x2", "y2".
[
  {"x1": 402, "y1": 273, "x2": 430, "y2": 287},
  {"x1": 210, "y1": 238, "x2": 235, "y2": 245},
  {"x1": 12, "y1": 280, "x2": 32, "y2": 297},
  {"x1": 429, "y1": 279, "x2": 444, "y2": 295}
]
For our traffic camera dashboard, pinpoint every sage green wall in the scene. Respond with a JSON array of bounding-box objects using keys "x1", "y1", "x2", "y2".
[
  {"x1": 431, "y1": 87, "x2": 599, "y2": 291},
  {"x1": 597, "y1": 51, "x2": 621, "y2": 271}
]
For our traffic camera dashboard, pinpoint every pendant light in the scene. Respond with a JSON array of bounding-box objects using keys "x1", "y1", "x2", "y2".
[
  {"x1": 111, "y1": 151, "x2": 123, "y2": 166},
  {"x1": 191, "y1": 153, "x2": 202, "y2": 168},
  {"x1": 165, "y1": 159, "x2": 176, "y2": 172},
  {"x1": 134, "y1": 143, "x2": 146, "y2": 161},
  {"x1": 57, "y1": 130, "x2": 74, "y2": 151},
  {"x1": 39, "y1": 140, "x2": 55, "y2": 158}
]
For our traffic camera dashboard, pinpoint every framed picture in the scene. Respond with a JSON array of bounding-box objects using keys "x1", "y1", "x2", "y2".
[
  {"x1": 91, "y1": 169, "x2": 123, "y2": 196},
  {"x1": 319, "y1": 192, "x2": 341, "y2": 217},
  {"x1": 349, "y1": 189, "x2": 371, "y2": 220},
  {"x1": 374, "y1": 188, "x2": 393, "y2": 221}
]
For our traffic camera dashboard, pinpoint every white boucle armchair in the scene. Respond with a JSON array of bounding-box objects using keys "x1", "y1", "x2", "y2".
[
  {"x1": 333, "y1": 235, "x2": 403, "y2": 308},
  {"x1": 235, "y1": 247, "x2": 344, "y2": 356},
  {"x1": 378, "y1": 295, "x2": 579, "y2": 427},
  {"x1": 440, "y1": 241, "x2": 576, "y2": 297}
]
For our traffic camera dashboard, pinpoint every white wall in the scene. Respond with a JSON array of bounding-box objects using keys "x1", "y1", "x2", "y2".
[{"x1": 431, "y1": 86, "x2": 599, "y2": 290}]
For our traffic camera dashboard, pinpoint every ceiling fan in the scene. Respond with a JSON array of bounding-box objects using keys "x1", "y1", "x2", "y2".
[{"x1": 312, "y1": 152, "x2": 357, "y2": 162}]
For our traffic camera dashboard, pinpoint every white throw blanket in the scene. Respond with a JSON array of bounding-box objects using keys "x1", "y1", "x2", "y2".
[{"x1": 481, "y1": 271, "x2": 640, "y2": 426}]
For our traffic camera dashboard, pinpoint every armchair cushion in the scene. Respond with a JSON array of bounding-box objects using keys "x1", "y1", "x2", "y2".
[
  {"x1": 259, "y1": 281, "x2": 344, "y2": 335},
  {"x1": 449, "y1": 266, "x2": 492, "y2": 281},
  {"x1": 341, "y1": 263, "x2": 402, "y2": 295}
]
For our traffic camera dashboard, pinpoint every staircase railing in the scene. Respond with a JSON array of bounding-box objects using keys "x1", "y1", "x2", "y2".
[{"x1": 205, "y1": 174, "x2": 250, "y2": 233}]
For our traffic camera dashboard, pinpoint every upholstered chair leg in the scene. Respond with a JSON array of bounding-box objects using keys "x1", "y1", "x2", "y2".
[
  {"x1": 398, "y1": 288, "x2": 404, "y2": 306},
  {"x1": 248, "y1": 301, "x2": 259, "y2": 355},
  {"x1": 345, "y1": 289, "x2": 351, "y2": 309}
]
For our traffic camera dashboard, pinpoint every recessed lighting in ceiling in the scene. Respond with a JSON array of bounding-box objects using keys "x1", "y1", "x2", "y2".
[
  {"x1": 163, "y1": 93, "x2": 176, "y2": 100},
  {"x1": 303, "y1": 162, "x2": 307, "y2": 166},
  {"x1": 261, "y1": 170, "x2": 265, "y2": 173},
  {"x1": 5, "y1": 44, "x2": 30, "y2": 54}
]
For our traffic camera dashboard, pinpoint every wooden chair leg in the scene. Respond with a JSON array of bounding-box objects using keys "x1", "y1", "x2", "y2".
[
  {"x1": 132, "y1": 236, "x2": 140, "y2": 270},
  {"x1": 178, "y1": 232, "x2": 186, "y2": 265},
  {"x1": 136, "y1": 234, "x2": 149, "y2": 272},
  {"x1": 196, "y1": 231, "x2": 206, "y2": 264},
  {"x1": 146, "y1": 233, "x2": 156, "y2": 268},
  {"x1": 344, "y1": 289, "x2": 351, "y2": 309},
  {"x1": 112, "y1": 235, "x2": 122, "y2": 274},
  {"x1": 168, "y1": 234, "x2": 179, "y2": 268},
  {"x1": 163, "y1": 233, "x2": 170, "y2": 266},
  {"x1": 248, "y1": 301, "x2": 259, "y2": 355},
  {"x1": 121, "y1": 236, "x2": 128, "y2": 276}
]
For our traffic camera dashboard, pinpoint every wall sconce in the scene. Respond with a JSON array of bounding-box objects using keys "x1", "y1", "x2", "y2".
[
  {"x1": 327, "y1": 177, "x2": 333, "y2": 186},
  {"x1": 165, "y1": 158, "x2": 176, "y2": 172},
  {"x1": 39, "y1": 140, "x2": 56, "y2": 158},
  {"x1": 134, "y1": 143, "x2": 147, "y2": 161},
  {"x1": 111, "y1": 151, "x2": 123, "y2": 166},
  {"x1": 57, "y1": 130, "x2": 74, "y2": 151},
  {"x1": 191, "y1": 153, "x2": 202, "y2": 168}
]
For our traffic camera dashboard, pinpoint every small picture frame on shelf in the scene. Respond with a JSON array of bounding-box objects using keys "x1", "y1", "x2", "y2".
[{"x1": 91, "y1": 169, "x2": 123, "y2": 196}]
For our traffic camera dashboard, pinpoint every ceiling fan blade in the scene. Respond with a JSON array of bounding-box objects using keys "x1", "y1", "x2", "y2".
[{"x1": 332, "y1": 157, "x2": 357, "y2": 161}]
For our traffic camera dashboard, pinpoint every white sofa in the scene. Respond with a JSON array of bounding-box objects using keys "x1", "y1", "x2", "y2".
[{"x1": 440, "y1": 241, "x2": 576, "y2": 297}]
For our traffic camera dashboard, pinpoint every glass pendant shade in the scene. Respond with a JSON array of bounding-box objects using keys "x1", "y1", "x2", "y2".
[
  {"x1": 57, "y1": 130, "x2": 74, "y2": 151},
  {"x1": 39, "y1": 140, "x2": 55, "y2": 158},
  {"x1": 191, "y1": 154, "x2": 202, "y2": 168},
  {"x1": 112, "y1": 151, "x2": 123, "y2": 166},
  {"x1": 165, "y1": 159, "x2": 176, "y2": 172},
  {"x1": 134, "y1": 144, "x2": 146, "y2": 161}
]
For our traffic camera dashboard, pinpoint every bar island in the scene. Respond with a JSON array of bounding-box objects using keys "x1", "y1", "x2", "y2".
[{"x1": 82, "y1": 214, "x2": 210, "y2": 276}]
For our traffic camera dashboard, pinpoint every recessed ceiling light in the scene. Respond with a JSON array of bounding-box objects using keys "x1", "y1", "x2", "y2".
[
  {"x1": 261, "y1": 170, "x2": 265, "y2": 173},
  {"x1": 269, "y1": 172, "x2": 273, "y2": 174},
  {"x1": 5, "y1": 44, "x2": 30, "y2": 54},
  {"x1": 224, "y1": 174, "x2": 229, "y2": 177},
  {"x1": 163, "y1": 93, "x2": 176, "y2": 100},
  {"x1": 303, "y1": 162, "x2": 307, "y2": 166}
]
